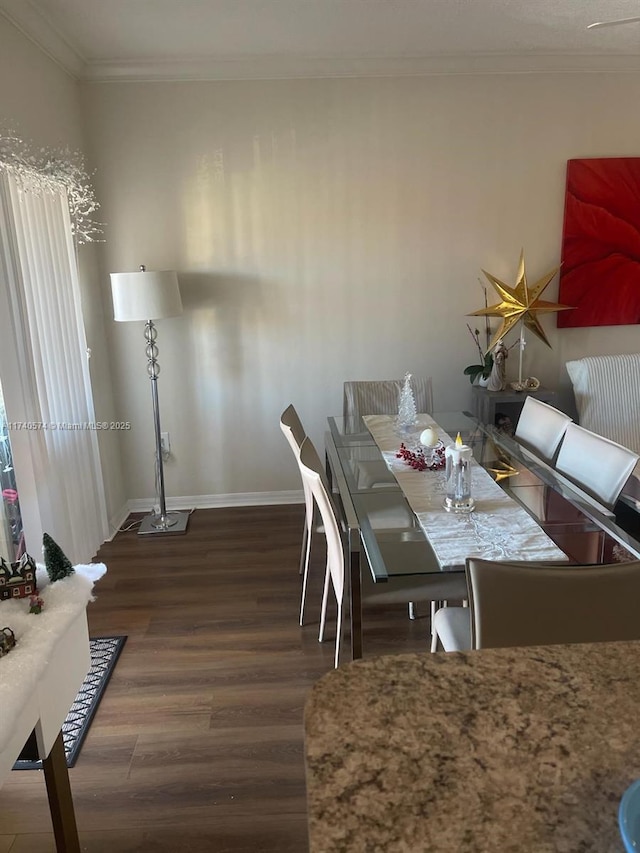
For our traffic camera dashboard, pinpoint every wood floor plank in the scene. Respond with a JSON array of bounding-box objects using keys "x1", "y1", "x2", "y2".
[
  {"x1": 0, "y1": 504, "x2": 431, "y2": 851},
  {"x1": 5, "y1": 816, "x2": 310, "y2": 853}
]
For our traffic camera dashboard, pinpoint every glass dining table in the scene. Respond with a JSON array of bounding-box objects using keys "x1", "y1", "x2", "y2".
[{"x1": 325, "y1": 411, "x2": 640, "y2": 660}]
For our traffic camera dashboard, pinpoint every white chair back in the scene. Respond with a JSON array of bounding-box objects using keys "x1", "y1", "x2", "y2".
[
  {"x1": 555, "y1": 422, "x2": 639, "y2": 509},
  {"x1": 514, "y1": 396, "x2": 572, "y2": 462},
  {"x1": 343, "y1": 377, "x2": 433, "y2": 424},
  {"x1": 279, "y1": 403, "x2": 306, "y2": 457},
  {"x1": 299, "y1": 437, "x2": 345, "y2": 668},
  {"x1": 279, "y1": 404, "x2": 313, "y2": 532}
]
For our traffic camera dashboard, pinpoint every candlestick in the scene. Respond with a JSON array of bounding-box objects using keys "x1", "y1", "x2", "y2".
[{"x1": 443, "y1": 435, "x2": 475, "y2": 513}]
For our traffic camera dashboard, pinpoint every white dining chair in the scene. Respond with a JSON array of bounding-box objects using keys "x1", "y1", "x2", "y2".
[
  {"x1": 298, "y1": 437, "x2": 346, "y2": 667},
  {"x1": 514, "y1": 396, "x2": 573, "y2": 463},
  {"x1": 280, "y1": 404, "x2": 323, "y2": 626},
  {"x1": 299, "y1": 437, "x2": 468, "y2": 667},
  {"x1": 280, "y1": 404, "x2": 419, "y2": 628},
  {"x1": 432, "y1": 556, "x2": 640, "y2": 652},
  {"x1": 555, "y1": 422, "x2": 640, "y2": 510}
]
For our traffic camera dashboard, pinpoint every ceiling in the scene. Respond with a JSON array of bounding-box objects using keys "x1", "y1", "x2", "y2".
[{"x1": 2, "y1": 0, "x2": 640, "y2": 81}]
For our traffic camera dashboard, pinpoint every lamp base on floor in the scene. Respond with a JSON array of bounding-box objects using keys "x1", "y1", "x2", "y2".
[{"x1": 137, "y1": 510, "x2": 190, "y2": 536}]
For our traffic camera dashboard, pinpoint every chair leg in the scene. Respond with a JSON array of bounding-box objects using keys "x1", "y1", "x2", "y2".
[
  {"x1": 408, "y1": 601, "x2": 417, "y2": 620},
  {"x1": 429, "y1": 600, "x2": 440, "y2": 653},
  {"x1": 299, "y1": 521, "x2": 308, "y2": 576},
  {"x1": 299, "y1": 522, "x2": 313, "y2": 626},
  {"x1": 430, "y1": 626, "x2": 439, "y2": 653},
  {"x1": 318, "y1": 563, "x2": 330, "y2": 643},
  {"x1": 335, "y1": 601, "x2": 342, "y2": 668}
]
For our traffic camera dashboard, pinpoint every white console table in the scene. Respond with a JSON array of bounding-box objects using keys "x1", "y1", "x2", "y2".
[{"x1": 0, "y1": 566, "x2": 104, "y2": 852}]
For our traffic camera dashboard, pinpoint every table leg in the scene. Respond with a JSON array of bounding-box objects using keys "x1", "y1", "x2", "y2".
[
  {"x1": 42, "y1": 732, "x2": 80, "y2": 853},
  {"x1": 325, "y1": 450, "x2": 334, "y2": 492},
  {"x1": 350, "y1": 538, "x2": 363, "y2": 661}
]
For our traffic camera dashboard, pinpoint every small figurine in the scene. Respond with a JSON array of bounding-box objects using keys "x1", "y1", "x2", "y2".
[
  {"x1": 495, "y1": 413, "x2": 514, "y2": 435},
  {"x1": 487, "y1": 339, "x2": 508, "y2": 392},
  {"x1": 0, "y1": 627, "x2": 16, "y2": 656},
  {"x1": 29, "y1": 594, "x2": 44, "y2": 614}
]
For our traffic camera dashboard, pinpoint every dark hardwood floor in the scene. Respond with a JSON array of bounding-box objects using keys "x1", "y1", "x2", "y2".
[{"x1": 0, "y1": 505, "x2": 431, "y2": 852}]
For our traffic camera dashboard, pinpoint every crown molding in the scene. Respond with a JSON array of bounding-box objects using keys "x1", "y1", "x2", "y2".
[
  {"x1": 0, "y1": 0, "x2": 85, "y2": 79},
  {"x1": 4, "y1": 3, "x2": 640, "y2": 85},
  {"x1": 82, "y1": 52, "x2": 640, "y2": 82}
]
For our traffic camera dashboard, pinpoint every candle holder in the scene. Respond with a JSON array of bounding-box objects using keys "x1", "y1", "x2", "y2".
[
  {"x1": 443, "y1": 438, "x2": 475, "y2": 513},
  {"x1": 420, "y1": 427, "x2": 440, "y2": 467}
]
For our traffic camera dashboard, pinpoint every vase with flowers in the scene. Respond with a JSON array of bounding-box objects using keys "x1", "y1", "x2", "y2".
[
  {"x1": 464, "y1": 279, "x2": 494, "y2": 385},
  {"x1": 464, "y1": 323, "x2": 493, "y2": 385}
]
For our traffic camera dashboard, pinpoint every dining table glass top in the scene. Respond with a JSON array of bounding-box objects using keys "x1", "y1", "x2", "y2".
[{"x1": 326, "y1": 412, "x2": 640, "y2": 583}]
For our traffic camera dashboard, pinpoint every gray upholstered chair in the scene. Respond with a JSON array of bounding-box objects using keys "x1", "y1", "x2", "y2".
[
  {"x1": 343, "y1": 377, "x2": 433, "y2": 425},
  {"x1": 342, "y1": 376, "x2": 434, "y2": 488},
  {"x1": 298, "y1": 436, "x2": 468, "y2": 667},
  {"x1": 555, "y1": 422, "x2": 639, "y2": 510},
  {"x1": 514, "y1": 396, "x2": 572, "y2": 463},
  {"x1": 432, "y1": 556, "x2": 640, "y2": 652}
]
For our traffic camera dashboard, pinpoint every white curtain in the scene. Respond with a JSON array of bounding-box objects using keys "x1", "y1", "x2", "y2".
[{"x1": 0, "y1": 171, "x2": 108, "y2": 563}]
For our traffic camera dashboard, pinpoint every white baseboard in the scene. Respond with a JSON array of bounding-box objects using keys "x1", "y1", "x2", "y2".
[
  {"x1": 101, "y1": 491, "x2": 303, "y2": 546},
  {"x1": 126, "y1": 490, "x2": 304, "y2": 515},
  {"x1": 106, "y1": 501, "x2": 135, "y2": 540}
]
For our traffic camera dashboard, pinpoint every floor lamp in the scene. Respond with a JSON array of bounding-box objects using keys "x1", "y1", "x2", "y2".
[{"x1": 110, "y1": 265, "x2": 189, "y2": 535}]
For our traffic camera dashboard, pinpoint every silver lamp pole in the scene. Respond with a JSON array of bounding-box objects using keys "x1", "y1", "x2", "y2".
[{"x1": 110, "y1": 265, "x2": 189, "y2": 535}]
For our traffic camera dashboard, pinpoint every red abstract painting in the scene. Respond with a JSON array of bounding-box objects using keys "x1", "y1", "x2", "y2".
[{"x1": 558, "y1": 158, "x2": 640, "y2": 328}]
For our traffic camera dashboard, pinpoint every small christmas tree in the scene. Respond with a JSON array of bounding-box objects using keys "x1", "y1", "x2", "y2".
[
  {"x1": 397, "y1": 372, "x2": 418, "y2": 429},
  {"x1": 43, "y1": 533, "x2": 75, "y2": 582}
]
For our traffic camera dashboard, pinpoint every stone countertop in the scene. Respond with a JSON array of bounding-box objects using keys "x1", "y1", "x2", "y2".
[{"x1": 304, "y1": 644, "x2": 640, "y2": 852}]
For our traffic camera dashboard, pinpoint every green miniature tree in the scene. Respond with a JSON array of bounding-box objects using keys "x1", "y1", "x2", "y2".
[{"x1": 43, "y1": 532, "x2": 75, "y2": 582}]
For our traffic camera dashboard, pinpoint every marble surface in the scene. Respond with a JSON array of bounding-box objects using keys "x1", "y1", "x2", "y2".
[{"x1": 304, "y1": 643, "x2": 640, "y2": 852}]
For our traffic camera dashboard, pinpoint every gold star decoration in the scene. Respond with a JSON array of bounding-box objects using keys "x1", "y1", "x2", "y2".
[
  {"x1": 485, "y1": 441, "x2": 520, "y2": 483},
  {"x1": 487, "y1": 461, "x2": 519, "y2": 483},
  {"x1": 469, "y1": 250, "x2": 572, "y2": 353}
]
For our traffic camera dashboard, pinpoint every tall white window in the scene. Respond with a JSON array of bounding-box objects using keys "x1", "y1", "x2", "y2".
[{"x1": 0, "y1": 171, "x2": 108, "y2": 563}]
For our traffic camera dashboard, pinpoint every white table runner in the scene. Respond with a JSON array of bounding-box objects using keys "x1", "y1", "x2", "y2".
[{"x1": 363, "y1": 414, "x2": 567, "y2": 569}]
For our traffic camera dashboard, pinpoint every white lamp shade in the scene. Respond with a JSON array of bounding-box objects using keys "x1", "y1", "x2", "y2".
[{"x1": 110, "y1": 269, "x2": 183, "y2": 321}]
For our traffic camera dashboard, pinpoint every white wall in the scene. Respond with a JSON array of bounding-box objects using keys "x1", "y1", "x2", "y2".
[
  {"x1": 0, "y1": 15, "x2": 126, "y2": 532},
  {"x1": 81, "y1": 73, "x2": 640, "y2": 503},
  {"x1": 0, "y1": 16, "x2": 82, "y2": 147}
]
